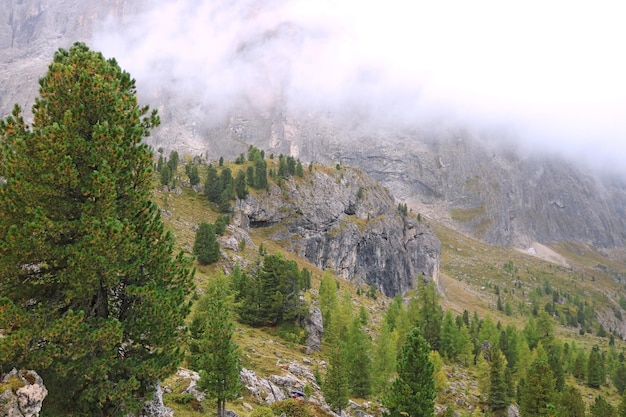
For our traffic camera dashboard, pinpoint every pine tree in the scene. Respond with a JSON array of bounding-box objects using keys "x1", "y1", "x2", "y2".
[
  {"x1": 0, "y1": 43, "x2": 193, "y2": 415},
  {"x1": 557, "y1": 385, "x2": 586, "y2": 417},
  {"x1": 344, "y1": 316, "x2": 373, "y2": 397},
  {"x1": 615, "y1": 362, "x2": 626, "y2": 394},
  {"x1": 488, "y1": 349, "x2": 509, "y2": 411},
  {"x1": 372, "y1": 321, "x2": 397, "y2": 395},
  {"x1": 417, "y1": 281, "x2": 443, "y2": 352},
  {"x1": 520, "y1": 358, "x2": 557, "y2": 417},
  {"x1": 383, "y1": 328, "x2": 435, "y2": 417},
  {"x1": 324, "y1": 344, "x2": 349, "y2": 414},
  {"x1": 188, "y1": 273, "x2": 242, "y2": 417},
  {"x1": 588, "y1": 345, "x2": 606, "y2": 388},
  {"x1": 440, "y1": 310, "x2": 459, "y2": 360},
  {"x1": 193, "y1": 222, "x2": 220, "y2": 265},
  {"x1": 590, "y1": 394, "x2": 616, "y2": 417}
]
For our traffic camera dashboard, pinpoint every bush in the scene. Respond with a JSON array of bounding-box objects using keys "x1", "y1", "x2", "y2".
[
  {"x1": 271, "y1": 399, "x2": 314, "y2": 417},
  {"x1": 250, "y1": 406, "x2": 274, "y2": 417}
]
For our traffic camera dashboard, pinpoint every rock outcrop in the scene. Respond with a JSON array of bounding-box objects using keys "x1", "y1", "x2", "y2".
[
  {"x1": 237, "y1": 166, "x2": 440, "y2": 297},
  {"x1": 300, "y1": 306, "x2": 323, "y2": 352},
  {"x1": 3, "y1": 0, "x2": 626, "y2": 251},
  {"x1": 0, "y1": 369, "x2": 48, "y2": 417}
]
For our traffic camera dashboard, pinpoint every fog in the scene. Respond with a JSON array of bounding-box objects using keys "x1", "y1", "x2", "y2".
[{"x1": 93, "y1": 0, "x2": 626, "y2": 168}]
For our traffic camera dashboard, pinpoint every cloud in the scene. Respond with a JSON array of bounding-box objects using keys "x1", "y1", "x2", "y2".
[{"x1": 93, "y1": 0, "x2": 626, "y2": 168}]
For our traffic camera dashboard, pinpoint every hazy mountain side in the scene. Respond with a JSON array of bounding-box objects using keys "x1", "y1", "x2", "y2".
[
  {"x1": 234, "y1": 166, "x2": 440, "y2": 297},
  {"x1": 187, "y1": 109, "x2": 626, "y2": 249},
  {"x1": 2, "y1": 0, "x2": 626, "y2": 251}
]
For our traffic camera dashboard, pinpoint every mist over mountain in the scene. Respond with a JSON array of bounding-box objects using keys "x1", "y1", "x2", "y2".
[{"x1": 2, "y1": 0, "x2": 625, "y2": 249}]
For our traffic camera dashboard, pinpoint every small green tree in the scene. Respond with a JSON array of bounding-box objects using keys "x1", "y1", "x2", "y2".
[
  {"x1": 344, "y1": 317, "x2": 372, "y2": 397},
  {"x1": 488, "y1": 348, "x2": 509, "y2": 412},
  {"x1": 557, "y1": 385, "x2": 586, "y2": 417},
  {"x1": 188, "y1": 273, "x2": 242, "y2": 417},
  {"x1": 193, "y1": 222, "x2": 220, "y2": 265},
  {"x1": 588, "y1": 345, "x2": 606, "y2": 388},
  {"x1": 383, "y1": 327, "x2": 435, "y2": 417},
  {"x1": 520, "y1": 358, "x2": 557, "y2": 417},
  {"x1": 590, "y1": 394, "x2": 616, "y2": 417},
  {"x1": 324, "y1": 344, "x2": 349, "y2": 414}
]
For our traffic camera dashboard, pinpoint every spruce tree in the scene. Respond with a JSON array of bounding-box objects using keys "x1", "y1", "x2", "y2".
[
  {"x1": 588, "y1": 345, "x2": 605, "y2": 388},
  {"x1": 0, "y1": 43, "x2": 193, "y2": 415},
  {"x1": 520, "y1": 358, "x2": 557, "y2": 417},
  {"x1": 557, "y1": 385, "x2": 586, "y2": 417},
  {"x1": 193, "y1": 222, "x2": 220, "y2": 265},
  {"x1": 590, "y1": 394, "x2": 616, "y2": 417},
  {"x1": 488, "y1": 349, "x2": 509, "y2": 411},
  {"x1": 188, "y1": 273, "x2": 242, "y2": 417},
  {"x1": 383, "y1": 327, "x2": 435, "y2": 417}
]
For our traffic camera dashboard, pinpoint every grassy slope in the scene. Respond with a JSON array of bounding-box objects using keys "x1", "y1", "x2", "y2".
[{"x1": 155, "y1": 161, "x2": 626, "y2": 415}]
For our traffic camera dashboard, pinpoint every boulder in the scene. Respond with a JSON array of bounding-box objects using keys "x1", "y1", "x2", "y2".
[
  {"x1": 139, "y1": 381, "x2": 173, "y2": 417},
  {"x1": 0, "y1": 369, "x2": 47, "y2": 417}
]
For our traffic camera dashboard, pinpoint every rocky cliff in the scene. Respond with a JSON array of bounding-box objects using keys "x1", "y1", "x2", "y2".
[
  {"x1": 2, "y1": 0, "x2": 626, "y2": 251},
  {"x1": 235, "y1": 166, "x2": 440, "y2": 297}
]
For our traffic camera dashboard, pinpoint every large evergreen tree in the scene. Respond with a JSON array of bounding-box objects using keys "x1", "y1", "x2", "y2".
[
  {"x1": 0, "y1": 43, "x2": 193, "y2": 415},
  {"x1": 520, "y1": 358, "x2": 557, "y2": 417},
  {"x1": 383, "y1": 327, "x2": 435, "y2": 417},
  {"x1": 590, "y1": 394, "x2": 616, "y2": 417},
  {"x1": 188, "y1": 273, "x2": 242, "y2": 417}
]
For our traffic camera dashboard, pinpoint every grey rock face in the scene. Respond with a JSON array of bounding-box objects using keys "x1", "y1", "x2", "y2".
[
  {"x1": 300, "y1": 306, "x2": 323, "y2": 352},
  {"x1": 238, "y1": 166, "x2": 440, "y2": 297},
  {"x1": 3, "y1": 0, "x2": 625, "y2": 250}
]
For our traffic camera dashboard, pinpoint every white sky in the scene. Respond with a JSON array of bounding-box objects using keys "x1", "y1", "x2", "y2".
[{"x1": 94, "y1": 0, "x2": 626, "y2": 168}]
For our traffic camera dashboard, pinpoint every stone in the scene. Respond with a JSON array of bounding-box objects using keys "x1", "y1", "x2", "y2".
[
  {"x1": 300, "y1": 306, "x2": 323, "y2": 352},
  {"x1": 0, "y1": 369, "x2": 47, "y2": 417},
  {"x1": 139, "y1": 381, "x2": 173, "y2": 417}
]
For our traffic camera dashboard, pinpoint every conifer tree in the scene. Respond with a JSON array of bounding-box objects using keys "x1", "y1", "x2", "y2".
[
  {"x1": 193, "y1": 222, "x2": 220, "y2": 265},
  {"x1": 188, "y1": 273, "x2": 242, "y2": 417},
  {"x1": 383, "y1": 327, "x2": 435, "y2": 417},
  {"x1": 488, "y1": 349, "x2": 509, "y2": 411},
  {"x1": 372, "y1": 321, "x2": 397, "y2": 395},
  {"x1": 417, "y1": 281, "x2": 443, "y2": 352},
  {"x1": 590, "y1": 394, "x2": 616, "y2": 417},
  {"x1": 344, "y1": 316, "x2": 373, "y2": 397},
  {"x1": 324, "y1": 344, "x2": 349, "y2": 414},
  {"x1": 588, "y1": 345, "x2": 606, "y2": 388},
  {"x1": 520, "y1": 358, "x2": 557, "y2": 417},
  {"x1": 0, "y1": 43, "x2": 193, "y2": 415},
  {"x1": 557, "y1": 385, "x2": 586, "y2": 417}
]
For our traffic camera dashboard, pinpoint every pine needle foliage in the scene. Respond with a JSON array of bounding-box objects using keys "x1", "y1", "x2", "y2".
[{"x1": 0, "y1": 43, "x2": 193, "y2": 416}]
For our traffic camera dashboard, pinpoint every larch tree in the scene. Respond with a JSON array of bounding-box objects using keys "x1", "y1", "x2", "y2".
[
  {"x1": 557, "y1": 385, "x2": 586, "y2": 417},
  {"x1": 188, "y1": 273, "x2": 242, "y2": 417},
  {"x1": 383, "y1": 327, "x2": 435, "y2": 417},
  {"x1": 0, "y1": 43, "x2": 193, "y2": 415},
  {"x1": 324, "y1": 343, "x2": 350, "y2": 414}
]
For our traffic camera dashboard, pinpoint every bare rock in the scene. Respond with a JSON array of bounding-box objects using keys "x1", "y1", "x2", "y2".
[
  {"x1": 300, "y1": 306, "x2": 323, "y2": 352},
  {"x1": 139, "y1": 381, "x2": 173, "y2": 417},
  {"x1": 0, "y1": 369, "x2": 47, "y2": 417}
]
